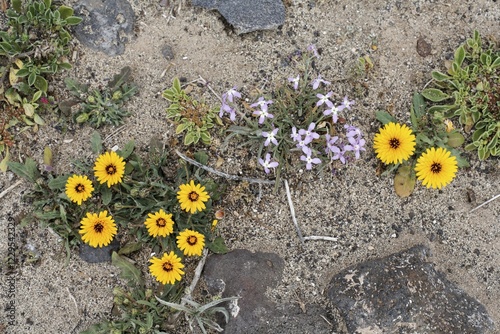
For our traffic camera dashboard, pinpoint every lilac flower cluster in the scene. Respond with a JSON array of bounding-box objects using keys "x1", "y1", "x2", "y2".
[
  {"x1": 219, "y1": 87, "x2": 241, "y2": 122},
  {"x1": 324, "y1": 124, "x2": 366, "y2": 164}
]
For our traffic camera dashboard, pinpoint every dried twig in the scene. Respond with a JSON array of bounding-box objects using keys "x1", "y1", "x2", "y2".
[
  {"x1": 284, "y1": 179, "x2": 304, "y2": 244},
  {"x1": 0, "y1": 180, "x2": 23, "y2": 199},
  {"x1": 175, "y1": 149, "x2": 275, "y2": 184},
  {"x1": 303, "y1": 236, "x2": 338, "y2": 242},
  {"x1": 470, "y1": 193, "x2": 500, "y2": 213}
]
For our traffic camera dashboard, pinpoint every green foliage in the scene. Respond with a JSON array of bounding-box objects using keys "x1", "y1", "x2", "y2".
[
  {"x1": 0, "y1": 0, "x2": 81, "y2": 163},
  {"x1": 156, "y1": 295, "x2": 239, "y2": 334},
  {"x1": 62, "y1": 66, "x2": 138, "y2": 128},
  {"x1": 162, "y1": 77, "x2": 217, "y2": 146},
  {"x1": 422, "y1": 30, "x2": 500, "y2": 160}
]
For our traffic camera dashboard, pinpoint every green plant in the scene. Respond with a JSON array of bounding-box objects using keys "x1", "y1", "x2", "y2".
[
  {"x1": 62, "y1": 66, "x2": 138, "y2": 127},
  {"x1": 156, "y1": 296, "x2": 239, "y2": 334},
  {"x1": 162, "y1": 77, "x2": 217, "y2": 146},
  {"x1": 0, "y1": 0, "x2": 81, "y2": 163},
  {"x1": 421, "y1": 30, "x2": 500, "y2": 160}
]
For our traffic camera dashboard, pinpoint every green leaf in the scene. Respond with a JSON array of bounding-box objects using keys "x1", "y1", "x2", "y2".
[
  {"x1": 43, "y1": 146, "x2": 53, "y2": 169},
  {"x1": 109, "y1": 66, "x2": 132, "y2": 91},
  {"x1": 111, "y1": 252, "x2": 144, "y2": 287},
  {"x1": 48, "y1": 175, "x2": 69, "y2": 190},
  {"x1": 172, "y1": 77, "x2": 182, "y2": 93},
  {"x1": 118, "y1": 242, "x2": 142, "y2": 255},
  {"x1": 23, "y1": 103, "x2": 35, "y2": 117},
  {"x1": 118, "y1": 140, "x2": 135, "y2": 159},
  {"x1": 394, "y1": 165, "x2": 415, "y2": 198},
  {"x1": 0, "y1": 149, "x2": 10, "y2": 173},
  {"x1": 12, "y1": 0, "x2": 22, "y2": 13},
  {"x1": 28, "y1": 72, "x2": 36, "y2": 86},
  {"x1": 446, "y1": 131, "x2": 465, "y2": 148},
  {"x1": 34, "y1": 76, "x2": 48, "y2": 92},
  {"x1": 57, "y1": 5, "x2": 74, "y2": 19},
  {"x1": 421, "y1": 88, "x2": 450, "y2": 102},
  {"x1": 101, "y1": 185, "x2": 112, "y2": 205},
  {"x1": 207, "y1": 237, "x2": 229, "y2": 254},
  {"x1": 184, "y1": 132, "x2": 196, "y2": 146},
  {"x1": 416, "y1": 133, "x2": 434, "y2": 146},
  {"x1": 33, "y1": 113, "x2": 45, "y2": 125},
  {"x1": 65, "y1": 16, "x2": 83, "y2": 25},
  {"x1": 200, "y1": 131, "x2": 211, "y2": 145},
  {"x1": 194, "y1": 151, "x2": 209, "y2": 165},
  {"x1": 176, "y1": 122, "x2": 190, "y2": 134},
  {"x1": 375, "y1": 110, "x2": 397, "y2": 125},
  {"x1": 491, "y1": 56, "x2": 500, "y2": 69},
  {"x1": 454, "y1": 45, "x2": 466, "y2": 67},
  {"x1": 90, "y1": 131, "x2": 102, "y2": 154},
  {"x1": 412, "y1": 92, "x2": 426, "y2": 118},
  {"x1": 431, "y1": 71, "x2": 452, "y2": 81},
  {"x1": 8, "y1": 158, "x2": 40, "y2": 183}
]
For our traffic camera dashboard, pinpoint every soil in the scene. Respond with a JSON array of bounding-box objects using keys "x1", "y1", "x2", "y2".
[{"x1": 1, "y1": 0, "x2": 499, "y2": 333}]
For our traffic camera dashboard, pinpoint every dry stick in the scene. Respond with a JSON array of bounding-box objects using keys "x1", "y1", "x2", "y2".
[
  {"x1": 470, "y1": 193, "x2": 500, "y2": 213},
  {"x1": 304, "y1": 236, "x2": 338, "y2": 242},
  {"x1": 0, "y1": 180, "x2": 23, "y2": 200},
  {"x1": 175, "y1": 149, "x2": 275, "y2": 185},
  {"x1": 284, "y1": 179, "x2": 304, "y2": 245}
]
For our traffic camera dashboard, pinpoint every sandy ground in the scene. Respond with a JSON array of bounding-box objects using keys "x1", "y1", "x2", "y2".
[{"x1": 1, "y1": 0, "x2": 499, "y2": 333}]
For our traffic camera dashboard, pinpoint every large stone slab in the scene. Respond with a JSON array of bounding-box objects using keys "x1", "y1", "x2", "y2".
[
  {"x1": 73, "y1": 0, "x2": 135, "y2": 56},
  {"x1": 203, "y1": 249, "x2": 332, "y2": 333},
  {"x1": 326, "y1": 245, "x2": 495, "y2": 333},
  {"x1": 192, "y1": 0, "x2": 285, "y2": 35}
]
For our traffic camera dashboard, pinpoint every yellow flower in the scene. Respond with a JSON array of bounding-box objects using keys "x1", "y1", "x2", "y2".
[
  {"x1": 415, "y1": 147, "x2": 458, "y2": 189},
  {"x1": 211, "y1": 219, "x2": 218, "y2": 232},
  {"x1": 444, "y1": 119, "x2": 454, "y2": 132},
  {"x1": 144, "y1": 209, "x2": 174, "y2": 237},
  {"x1": 373, "y1": 122, "x2": 416, "y2": 164},
  {"x1": 176, "y1": 229, "x2": 205, "y2": 256},
  {"x1": 93, "y1": 151, "x2": 126, "y2": 187},
  {"x1": 65, "y1": 174, "x2": 94, "y2": 205},
  {"x1": 79, "y1": 211, "x2": 117, "y2": 248},
  {"x1": 177, "y1": 180, "x2": 210, "y2": 214},
  {"x1": 149, "y1": 251, "x2": 184, "y2": 285}
]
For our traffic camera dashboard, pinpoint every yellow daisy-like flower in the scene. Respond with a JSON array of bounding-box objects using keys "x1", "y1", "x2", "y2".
[
  {"x1": 373, "y1": 122, "x2": 416, "y2": 164},
  {"x1": 415, "y1": 147, "x2": 458, "y2": 189},
  {"x1": 79, "y1": 211, "x2": 117, "y2": 248},
  {"x1": 144, "y1": 209, "x2": 174, "y2": 237},
  {"x1": 65, "y1": 174, "x2": 94, "y2": 205},
  {"x1": 177, "y1": 180, "x2": 210, "y2": 214},
  {"x1": 176, "y1": 229, "x2": 205, "y2": 256},
  {"x1": 93, "y1": 151, "x2": 126, "y2": 187},
  {"x1": 149, "y1": 251, "x2": 185, "y2": 285}
]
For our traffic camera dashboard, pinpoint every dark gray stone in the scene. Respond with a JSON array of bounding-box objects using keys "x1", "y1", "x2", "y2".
[
  {"x1": 203, "y1": 249, "x2": 333, "y2": 333},
  {"x1": 73, "y1": 0, "x2": 135, "y2": 56},
  {"x1": 161, "y1": 44, "x2": 175, "y2": 60},
  {"x1": 327, "y1": 245, "x2": 495, "y2": 333},
  {"x1": 79, "y1": 238, "x2": 120, "y2": 263},
  {"x1": 192, "y1": 0, "x2": 285, "y2": 35}
]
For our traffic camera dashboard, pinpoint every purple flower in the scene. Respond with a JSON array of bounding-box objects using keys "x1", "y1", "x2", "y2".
[
  {"x1": 323, "y1": 104, "x2": 345, "y2": 123},
  {"x1": 340, "y1": 96, "x2": 355, "y2": 110},
  {"x1": 258, "y1": 153, "x2": 279, "y2": 174},
  {"x1": 345, "y1": 124, "x2": 362, "y2": 139},
  {"x1": 296, "y1": 139, "x2": 309, "y2": 152},
  {"x1": 325, "y1": 134, "x2": 339, "y2": 154},
  {"x1": 253, "y1": 108, "x2": 274, "y2": 124},
  {"x1": 344, "y1": 136, "x2": 366, "y2": 159},
  {"x1": 298, "y1": 122, "x2": 320, "y2": 144},
  {"x1": 307, "y1": 44, "x2": 320, "y2": 58},
  {"x1": 316, "y1": 92, "x2": 333, "y2": 108},
  {"x1": 331, "y1": 145, "x2": 347, "y2": 164},
  {"x1": 311, "y1": 75, "x2": 331, "y2": 90},
  {"x1": 219, "y1": 102, "x2": 236, "y2": 121},
  {"x1": 291, "y1": 127, "x2": 301, "y2": 142},
  {"x1": 226, "y1": 87, "x2": 241, "y2": 103},
  {"x1": 288, "y1": 75, "x2": 300, "y2": 90},
  {"x1": 262, "y1": 128, "x2": 279, "y2": 147},
  {"x1": 250, "y1": 97, "x2": 273, "y2": 112},
  {"x1": 300, "y1": 147, "x2": 321, "y2": 170}
]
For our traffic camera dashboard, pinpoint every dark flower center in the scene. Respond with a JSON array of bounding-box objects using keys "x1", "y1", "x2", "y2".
[
  {"x1": 162, "y1": 262, "x2": 173, "y2": 272},
  {"x1": 75, "y1": 184, "x2": 85, "y2": 193},
  {"x1": 389, "y1": 138, "x2": 400, "y2": 149},
  {"x1": 156, "y1": 218, "x2": 166, "y2": 227},
  {"x1": 430, "y1": 162, "x2": 442, "y2": 174},
  {"x1": 188, "y1": 191, "x2": 199, "y2": 202},
  {"x1": 94, "y1": 222, "x2": 104, "y2": 233},
  {"x1": 187, "y1": 236, "x2": 197, "y2": 245},
  {"x1": 106, "y1": 164, "x2": 117, "y2": 175}
]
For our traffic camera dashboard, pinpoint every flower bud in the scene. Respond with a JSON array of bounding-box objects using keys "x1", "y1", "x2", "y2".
[
  {"x1": 75, "y1": 113, "x2": 89, "y2": 123},
  {"x1": 87, "y1": 95, "x2": 95, "y2": 103},
  {"x1": 112, "y1": 90, "x2": 123, "y2": 100}
]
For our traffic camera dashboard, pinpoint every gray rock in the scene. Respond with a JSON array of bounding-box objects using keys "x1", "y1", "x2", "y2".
[
  {"x1": 203, "y1": 249, "x2": 334, "y2": 333},
  {"x1": 326, "y1": 245, "x2": 495, "y2": 333},
  {"x1": 192, "y1": 0, "x2": 285, "y2": 35},
  {"x1": 79, "y1": 238, "x2": 120, "y2": 263},
  {"x1": 161, "y1": 44, "x2": 175, "y2": 60},
  {"x1": 73, "y1": 0, "x2": 135, "y2": 56}
]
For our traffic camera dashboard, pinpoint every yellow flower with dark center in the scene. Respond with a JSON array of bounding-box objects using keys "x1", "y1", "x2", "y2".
[
  {"x1": 177, "y1": 180, "x2": 210, "y2": 214},
  {"x1": 93, "y1": 151, "x2": 126, "y2": 187},
  {"x1": 176, "y1": 229, "x2": 205, "y2": 256},
  {"x1": 79, "y1": 211, "x2": 117, "y2": 248},
  {"x1": 144, "y1": 209, "x2": 174, "y2": 237},
  {"x1": 149, "y1": 251, "x2": 185, "y2": 285},
  {"x1": 65, "y1": 174, "x2": 94, "y2": 205},
  {"x1": 415, "y1": 147, "x2": 458, "y2": 189},
  {"x1": 373, "y1": 122, "x2": 416, "y2": 164}
]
